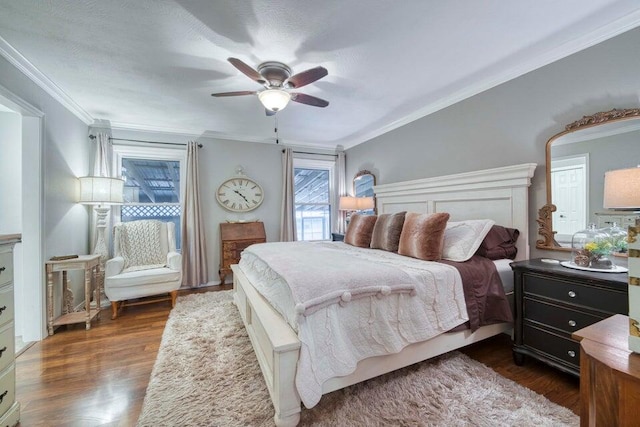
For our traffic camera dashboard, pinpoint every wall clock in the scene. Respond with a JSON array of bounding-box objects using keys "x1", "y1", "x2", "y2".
[{"x1": 216, "y1": 175, "x2": 264, "y2": 212}]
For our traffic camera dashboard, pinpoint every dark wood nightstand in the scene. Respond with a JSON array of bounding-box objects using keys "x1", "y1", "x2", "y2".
[
  {"x1": 331, "y1": 233, "x2": 345, "y2": 242},
  {"x1": 510, "y1": 258, "x2": 628, "y2": 376}
]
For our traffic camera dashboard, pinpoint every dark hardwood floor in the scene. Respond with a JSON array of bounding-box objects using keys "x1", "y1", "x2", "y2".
[{"x1": 16, "y1": 286, "x2": 579, "y2": 426}]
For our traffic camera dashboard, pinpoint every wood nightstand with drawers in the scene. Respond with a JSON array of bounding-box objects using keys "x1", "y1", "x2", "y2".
[
  {"x1": 219, "y1": 222, "x2": 266, "y2": 284},
  {"x1": 511, "y1": 258, "x2": 628, "y2": 376}
]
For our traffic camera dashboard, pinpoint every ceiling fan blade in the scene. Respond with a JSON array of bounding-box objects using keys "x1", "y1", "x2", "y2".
[
  {"x1": 265, "y1": 109, "x2": 276, "y2": 116},
  {"x1": 227, "y1": 58, "x2": 265, "y2": 84},
  {"x1": 211, "y1": 91, "x2": 256, "y2": 97},
  {"x1": 291, "y1": 93, "x2": 329, "y2": 108},
  {"x1": 286, "y1": 66, "x2": 328, "y2": 88}
]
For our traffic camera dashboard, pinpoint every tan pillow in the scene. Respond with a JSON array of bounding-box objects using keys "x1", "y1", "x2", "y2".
[
  {"x1": 370, "y1": 212, "x2": 406, "y2": 252},
  {"x1": 398, "y1": 212, "x2": 450, "y2": 260},
  {"x1": 344, "y1": 214, "x2": 377, "y2": 248}
]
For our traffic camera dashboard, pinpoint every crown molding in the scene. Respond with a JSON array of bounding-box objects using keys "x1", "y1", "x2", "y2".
[
  {"x1": 340, "y1": 10, "x2": 640, "y2": 150},
  {"x1": 108, "y1": 121, "x2": 201, "y2": 140},
  {"x1": 0, "y1": 35, "x2": 93, "y2": 124}
]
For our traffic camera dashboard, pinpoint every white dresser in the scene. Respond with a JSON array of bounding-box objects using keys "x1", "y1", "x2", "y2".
[{"x1": 0, "y1": 235, "x2": 20, "y2": 427}]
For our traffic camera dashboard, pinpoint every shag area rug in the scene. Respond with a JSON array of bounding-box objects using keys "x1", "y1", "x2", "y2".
[{"x1": 137, "y1": 291, "x2": 578, "y2": 427}]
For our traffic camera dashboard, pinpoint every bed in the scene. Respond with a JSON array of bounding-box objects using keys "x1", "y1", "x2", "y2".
[{"x1": 232, "y1": 163, "x2": 536, "y2": 426}]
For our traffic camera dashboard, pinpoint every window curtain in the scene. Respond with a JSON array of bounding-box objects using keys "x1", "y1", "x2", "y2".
[
  {"x1": 280, "y1": 147, "x2": 297, "y2": 241},
  {"x1": 334, "y1": 150, "x2": 347, "y2": 234},
  {"x1": 181, "y1": 141, "x2": 209, "y2": 287}
]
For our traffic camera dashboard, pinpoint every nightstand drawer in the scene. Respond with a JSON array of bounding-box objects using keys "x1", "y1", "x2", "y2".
[
  {"x1": 0, "y1": 287, "x2": 13, "y2": 328},
  {"x1": 523, "y1": 273, "x2": 626, "y2": 313},
  {"x1": 524, "y1": 298, "x2": 603, "y2": 334},
  {"x1": 524, "y1": 324, "x2": 580, "y2": 368},
  {"x1": 0, "y1": 253, "x2": 12, "y2": 287},
  {"x1": 0, "y1": 325, "x2": 14, "y2": 373},
  {"x1": 0, "y1": 364, "x2": 15, "y2": 419}
]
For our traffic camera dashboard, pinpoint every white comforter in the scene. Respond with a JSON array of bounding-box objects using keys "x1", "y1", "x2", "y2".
[{"x1": 239, "y1": 242, "x2": 469, "y2": 408}]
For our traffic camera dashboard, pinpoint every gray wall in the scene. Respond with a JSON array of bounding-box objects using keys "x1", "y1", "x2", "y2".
[
  {"x1": 346, "y1": 27, "x2": 640, "y2": 260},
  {"x1": 0, "y1": 111, "x2": 22, "y2": 233},
  {"x1": 0, "y1": 54, "x2": 92, "y2": 311}
]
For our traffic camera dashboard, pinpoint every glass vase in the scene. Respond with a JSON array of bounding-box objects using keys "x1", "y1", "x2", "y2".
[{"x1": 571, "y1": 223, "x2": 614, "y2": 269}]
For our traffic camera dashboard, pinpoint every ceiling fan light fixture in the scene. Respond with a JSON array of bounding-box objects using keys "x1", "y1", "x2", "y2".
[{"x1": 258, "y1": 89, "x2": 291, "y2": 112}]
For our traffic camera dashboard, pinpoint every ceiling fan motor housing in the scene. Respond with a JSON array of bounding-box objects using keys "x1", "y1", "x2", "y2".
[{"x1": 258, "y1": 61, "x2": 292, "y2": 87}]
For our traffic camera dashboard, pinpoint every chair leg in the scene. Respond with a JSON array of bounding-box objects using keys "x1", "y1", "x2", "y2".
[
  {"x1": 170, "y1": 290, "x2": 178, "y2": 307},
  {"x1": 111, "y1": 301, "x2": 119, "y2": 320}
]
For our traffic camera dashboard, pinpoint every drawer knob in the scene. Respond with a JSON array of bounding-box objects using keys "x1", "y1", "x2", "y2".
[
  {"x1": 568, "y1": 350, "x2": 576, "y2": 358},
  {"x1": 0, "y1": 390, "x2": 7, "y2": 404},
  {"x1": 0, "y1": 306, "x2": 6, "y2": 316},
  {"x1": 0, "y1": 266, "x2": 5, "y2": 274},
  {"x1": 568, "y1": 291, "x2": 577, "y2": 298},
  {"x1": 0, "y1": 346, "x2": 6, "y2": 358},
  {"x1": 568, "y1": 320, "x2": 577, "y2": 327}
]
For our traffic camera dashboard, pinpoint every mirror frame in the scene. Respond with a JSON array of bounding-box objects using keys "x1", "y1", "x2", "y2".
[
  {"x1": 537, "y1": 107, "x2": 640, "y2": 250},
  {"x1": 353, "y1": 169, "x2": 377, "y2": 214}
]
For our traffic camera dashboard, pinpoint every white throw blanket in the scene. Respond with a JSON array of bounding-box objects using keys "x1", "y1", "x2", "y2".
[
  {"x1": 239, "y1": 242, "x2": 468, "y2": 408},
  {"x1": 244, "y1": 242, "x2": 416, "y2": 317},
  {"x1": 119, "y1": 220, "x2": 166, "y2": 272}
]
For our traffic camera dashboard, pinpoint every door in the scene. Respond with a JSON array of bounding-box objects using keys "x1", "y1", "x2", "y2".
[{"x1": 551, "y1": 155, "x2": 587, "y2": 244}]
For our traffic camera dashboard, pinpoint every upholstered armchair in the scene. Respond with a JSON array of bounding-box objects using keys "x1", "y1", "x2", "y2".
[{"x1": 105, "y1": 220, "x2": 182, "y2": 319}]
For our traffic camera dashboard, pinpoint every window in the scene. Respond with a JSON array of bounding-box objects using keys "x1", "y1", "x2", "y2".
[
  {"x1": 294, "y1": 158, "x2": 335, "y2": 241},
  {"x1": 113, "y1": 145, "x2": 186, "y2": 250}
]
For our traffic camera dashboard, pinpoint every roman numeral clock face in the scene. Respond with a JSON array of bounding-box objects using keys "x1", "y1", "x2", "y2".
[{"x1": 216, "y1": 177, "x2": 264, "y2": 212}]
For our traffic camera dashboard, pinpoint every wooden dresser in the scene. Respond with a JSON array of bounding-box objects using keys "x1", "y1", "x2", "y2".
[
  {"x1": 511, "y1": 259, "x2": 628, "y2": 376},
  {"x1": 219, "y1": 222, "x2": 266, "y2": 284},
  {"x1": 0, "y1": 234, "x2": 21, "y2": 426},
  {"x1": 573, "y1": 314, "x2": 640, "y2": 427}
]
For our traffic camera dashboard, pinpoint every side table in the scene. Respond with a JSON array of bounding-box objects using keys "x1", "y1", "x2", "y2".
[
  {"x1": 45, "y1": 254, "x2": 101, "y2": 335},
  {"x1": 572, "y1": 314, "x2": 640, "y2": 426}
]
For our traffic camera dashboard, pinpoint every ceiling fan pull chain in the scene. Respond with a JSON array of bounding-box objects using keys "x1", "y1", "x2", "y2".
[{"x1": 275, "y1": 116, "x2": 279, "y2": 144}]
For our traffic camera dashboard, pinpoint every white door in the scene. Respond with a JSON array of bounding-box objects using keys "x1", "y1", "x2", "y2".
[{"x1": 552, "y1": 157, "x2": 587, "y2": 244}]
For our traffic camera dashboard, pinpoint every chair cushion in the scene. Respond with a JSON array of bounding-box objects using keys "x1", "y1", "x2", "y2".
[{"x1": 105, "y1": 267, "x2": 181, "y2": 289}]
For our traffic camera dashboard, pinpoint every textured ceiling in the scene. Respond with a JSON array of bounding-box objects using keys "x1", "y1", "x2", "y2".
[{"x1": 1, "y1": 1, "x2": 640, "y2": 149}]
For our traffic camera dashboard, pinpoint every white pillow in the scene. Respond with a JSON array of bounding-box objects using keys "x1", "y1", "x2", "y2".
[{"x1": 442, "y1": 219, "x2": 495, "y2": 262}]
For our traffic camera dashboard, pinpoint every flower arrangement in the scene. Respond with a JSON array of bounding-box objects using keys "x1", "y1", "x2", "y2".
[{"x1": 583, "y1": 240, "x2": 614, "y2": 258}]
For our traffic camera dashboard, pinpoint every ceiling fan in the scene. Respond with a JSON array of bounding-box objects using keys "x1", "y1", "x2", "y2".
[{"x1": 212, "y1": 57, "x2": 329, "y2": 115}]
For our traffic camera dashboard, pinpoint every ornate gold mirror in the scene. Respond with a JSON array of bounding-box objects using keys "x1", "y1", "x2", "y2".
[
  {"x1": 353, "y1": 170, "x2": 376, "y2": 214},
  {"x1": 537, "y1": 108, "x2": 640, "y2": 250}
]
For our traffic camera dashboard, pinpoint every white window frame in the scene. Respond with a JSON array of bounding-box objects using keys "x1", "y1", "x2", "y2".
[
  {"x1": 293, "y1": 156, "x2": 336, "y2": 241},
  {"x1": 112, "y1": 144, "x2": 187, "y2": 225}
]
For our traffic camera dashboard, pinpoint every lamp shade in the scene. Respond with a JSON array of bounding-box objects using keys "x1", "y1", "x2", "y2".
[
  {"x1": 339, "y1": 196, "x2": 374, "y2": 211},
  {"x1": 603, "y1": 167, "x2": 640, "y2": 209},
  {"x1": 339, "y1": 196, "x2": 358, "y2": 211},
  {"x1": 78, "y1": 176, "x2": 124, "y2": 205},
  {"x1": 356, "y1": 196, "x2": 375, "y2": 210},
  {"x1": 258, "y1": 89, "x2": 291, "y2": 112}
]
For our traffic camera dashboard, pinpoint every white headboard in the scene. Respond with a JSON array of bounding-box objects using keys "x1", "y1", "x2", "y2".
[{"x1": 373, "y1": 163, "x2": 536, "y2": 260}]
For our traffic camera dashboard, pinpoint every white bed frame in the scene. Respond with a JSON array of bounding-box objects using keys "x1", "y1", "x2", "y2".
[{"x1": 232, "y1": 163, "x2": 536, "y2": 426}]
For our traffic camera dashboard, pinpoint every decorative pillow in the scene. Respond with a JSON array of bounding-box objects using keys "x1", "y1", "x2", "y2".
[
  {"x1": 442, "y1": 219, "x2": 495, "y2": 262},
  {"x1": 476, "y1": 225, "x2": 520, "y2": 260},
  {"x1": 344, "y1": 214, "x2": 378, "y2": 248},
  {"x1": 370, "y1": 212, "x2": 406, "y2": 252},
  {"x1": 397, "y1": 212, "x2": 450, "y2": 260}
]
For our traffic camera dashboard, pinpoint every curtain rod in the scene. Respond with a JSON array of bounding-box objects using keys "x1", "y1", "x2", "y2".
[
  {"x1": 89, "y1": 134, "x2": 202, "y2": 148},
  {"x1": 283, "y1": 149, "x2": 338, "y2": 158}
]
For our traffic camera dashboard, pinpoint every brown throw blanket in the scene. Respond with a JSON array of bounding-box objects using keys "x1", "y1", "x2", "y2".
[{"x1": 440, "y1": 255, "x2": 513, "y2": 331}]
